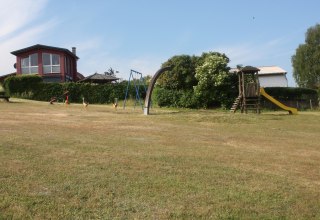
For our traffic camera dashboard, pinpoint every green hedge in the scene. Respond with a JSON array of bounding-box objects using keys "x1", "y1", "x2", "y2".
[
  {"x1": 262, "y1": 87, "x2": 319, "y2": 110},
  {"x1": 5, "y1": 75, "x2": 318, "y2": 108},
  {"x1": 264, "y1": 87, "x2": 318, "y2": 101},
  {"x1": 4, "y1": 75, "x2": 146, "y2": 104},
  {"x1": 153, "y1": 88, "x2": 200, "y2": 108},
  {"x1": 153, "y1": 85, "x2": 237, "y2": 109},
  {"x1": 3, "y1": 74, "x2": 42, "y2": 96}
]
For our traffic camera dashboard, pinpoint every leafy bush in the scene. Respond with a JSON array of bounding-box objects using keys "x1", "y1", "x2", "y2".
[
  {"x1": 262, "y1": 87, "x2": 319, "y2": 110},
  {"x1": 32, "y1": 83, "x2": 64, "y2": 101},
  {"x1": 157, "y1": 52, "x2": 238, "y2": 109},
  {"x1": 153, "y1": 88, "x2": 181, "y2": 107},
  {"x1": 264, "y1": 87, "x2": 318, "y2": 101},
  {"x1": 4, "y1": 74, "x2": 42, "y2": 97},
  {"x1": 153, "y1": 87, "x2": 199, "y2": 108},
  {"x1": 178, "y1": 90, "x2": 199, "y2": 108},
  {"x1": 0, "y1": 84, "x2": 5, "y2": 94},
  {"x1": 4, "y1": 75, "x2": 146, "y2": 104}
]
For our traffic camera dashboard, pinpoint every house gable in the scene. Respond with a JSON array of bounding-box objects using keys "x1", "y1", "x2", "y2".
[{"x1": 257, "y1": 66, "x2": 288, "y2": 87}]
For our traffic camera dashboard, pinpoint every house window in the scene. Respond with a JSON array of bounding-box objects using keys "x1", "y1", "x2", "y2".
[
  {"x1": 21, "y1": 53, "x2": 38, "y2": 74},
  {"x1": 43, "y1": 53, "x2": 60, "y2": 74},
  {"x1": 64, "y1": 57, "x2": 73, "y2": 81}
]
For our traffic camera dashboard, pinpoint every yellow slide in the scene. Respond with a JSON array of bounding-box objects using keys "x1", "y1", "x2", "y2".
[{"x1": 260, "y1": 87, "x2": 298, "y2": 115}]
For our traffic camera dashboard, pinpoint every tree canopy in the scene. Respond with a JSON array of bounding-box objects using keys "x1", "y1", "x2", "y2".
[
  {"x1": 158, "y1": 55, "x2": 199, "y2": 90},
  {"x1": 194, "y1": 52, "x2": 234, "y2": 108},
  {"x1": 292, "y1": 24, "x2": 320, "y2": 89},
  {"x1": 155, "y1": 52, "x2": 237, "y2": 108}
]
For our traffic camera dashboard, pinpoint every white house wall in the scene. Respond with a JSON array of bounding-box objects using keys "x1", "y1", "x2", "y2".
[{"x1": 258, "y1": 75, "x2": 288, "y2": 87}]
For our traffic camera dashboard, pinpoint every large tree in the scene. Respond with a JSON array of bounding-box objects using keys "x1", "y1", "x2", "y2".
[
  {"x1": 292, "y1": 24, "x2": 320, "y2": 89},
  {"x1": 158, "y1": 55, "x2": 199, "y2": 90},
  {"x1": 155, "y1": 52, "x2": 237, "y2": 109},
  {"x1": 194, "y1": 52, "x2": 234, "y2": 108}
]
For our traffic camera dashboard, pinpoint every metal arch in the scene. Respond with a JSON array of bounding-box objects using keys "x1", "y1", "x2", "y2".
[{"x1": 143, "y1": 66, "x2": 173, "y2": 115}]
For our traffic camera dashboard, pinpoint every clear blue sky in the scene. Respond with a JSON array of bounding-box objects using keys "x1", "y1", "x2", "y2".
[{"x1": 1, "y1": 0, "x2": 319, "y2": 86}]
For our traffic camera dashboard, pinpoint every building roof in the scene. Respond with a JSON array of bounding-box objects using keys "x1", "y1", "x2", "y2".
[
  {"x1": 11, "y1": 44, "x2": 79, "y2": 59},
  {"x1": 229, "y1": 66, "x2": 260, "y2": 74},
  {"x1": 230, "y1": 66, "x2": 287, "y2": 76},
  {"x1": 257, "y1": 66, "x2": 287, "y2": 75},
  {"x1": 78, "y1": 73, "x2": 119, "y2": 84},
  {"x1": 76, "y1": 72, "x2": 85, "y2": 81}
]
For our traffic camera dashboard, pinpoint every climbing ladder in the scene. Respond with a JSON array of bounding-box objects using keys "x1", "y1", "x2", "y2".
[
  {"x1": 242, "y1": 97, "x2": 260, "y2": 114},
  {"x1": 230, "y1": 95, "x2": 241, "y2": 113}
]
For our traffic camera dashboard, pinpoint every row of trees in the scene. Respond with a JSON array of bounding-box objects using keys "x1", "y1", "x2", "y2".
[{"x1": 3, "y1": 74, "x2": 145, "y2": 104}]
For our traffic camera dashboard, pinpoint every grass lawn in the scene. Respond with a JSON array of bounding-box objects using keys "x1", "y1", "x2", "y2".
[{"x1": 0, "y1": 99, "x2": 320, "y2": 219}]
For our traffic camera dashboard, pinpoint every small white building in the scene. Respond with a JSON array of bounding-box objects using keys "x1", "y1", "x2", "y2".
[{"x1": 257, "y1": 66, "x2": 288, "y2": 87}]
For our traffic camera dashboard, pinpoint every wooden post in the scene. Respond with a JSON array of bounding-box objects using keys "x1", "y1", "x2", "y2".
[{"x1": 242, "y1": 71, "x2": 246, "y2": 113}]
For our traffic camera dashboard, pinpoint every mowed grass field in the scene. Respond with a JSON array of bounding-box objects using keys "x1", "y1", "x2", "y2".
[{"x1": 0, "y1": 99, "x2": 319, "y2": 219}]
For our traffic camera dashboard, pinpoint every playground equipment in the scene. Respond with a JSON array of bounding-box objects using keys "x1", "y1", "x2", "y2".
[
  {"x1": 123, "y1": 70, "x2": 147, "y2": 110},
  {"x1": 230, "y1": 66, "x2": 261, "y2": 113},
  {"x1": 260, "y1": 87, "x2": 298, "y2": 114},
  {"x1": 230, "y1": 66, "x2": 298, "y2": 114},
  {"x1": 144, "y1": 66, "x2": 173, "y2": 115},
  {"x1": 50, "y1": 90, "x2": 69, "y2": 104}
]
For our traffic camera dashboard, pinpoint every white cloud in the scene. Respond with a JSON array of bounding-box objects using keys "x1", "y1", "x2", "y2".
[
  {"x1": 0, "y1": 0, "x2": 57, "y2": 75},
  {"x1": 0, "y1": 19, "x2": 58, "y2": 74},
  {"x1": 0, "y1": 0, "x2": 49, "y2": 39}
]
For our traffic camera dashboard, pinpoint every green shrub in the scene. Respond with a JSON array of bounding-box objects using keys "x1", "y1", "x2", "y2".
[
  {"x1": 0, "y1": 84, "x2": 5, "y2": 94},
  {"x1": 264, "y1": 87, "x2": 318, "y2": 100},
  {"x1": 33, "y1": 82, "x2": 134, "y2": 104},
  {"x1": 153, "y1": 88, "x2": 181, "y2": 107},
  {"x1": 3, "y1": 75, "x2": 145, "y2": 104},
  {"x1": 153, "y1": 87, "x2": 199, "y2": 108},
  {"x1": 178, "y1": 90, "x2": 199, "y2": 108},
  {"x1": 264, "y1": 87, "x2": 318, "y2": 104},
  {"x1": 262, "y1": 87, "x2": 319, "y2": 110},
  {"x1": 4, "y1": 74, "x2": 42, "y2": 97},
  {"x1": 32, "y1": 83, "x2": 64, "y2": 101}
]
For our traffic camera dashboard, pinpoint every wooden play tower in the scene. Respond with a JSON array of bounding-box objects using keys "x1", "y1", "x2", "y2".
[{"x1": 230, "y1": 66, "x2": 261, "y2": 113}]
